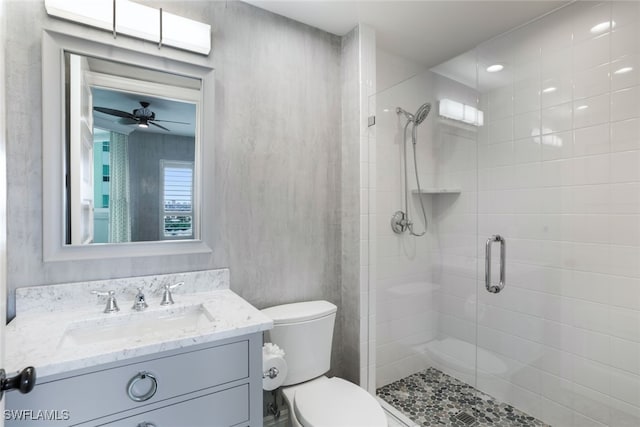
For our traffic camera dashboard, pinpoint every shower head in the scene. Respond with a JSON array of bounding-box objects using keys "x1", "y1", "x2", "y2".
[
  {"x1": 396, "y1": 103, "x2": 431, "y2": 125},
  {"x1": 414, "y1": 103, "x2": 431, "y2": 125}
]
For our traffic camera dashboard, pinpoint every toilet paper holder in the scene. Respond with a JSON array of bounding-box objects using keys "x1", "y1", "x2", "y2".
[{"x1": 263, "y1": 367, "x2": 279, "y2": 379}]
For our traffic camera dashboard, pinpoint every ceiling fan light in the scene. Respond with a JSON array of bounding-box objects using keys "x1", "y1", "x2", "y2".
[{"x1": 138, "y1": 118, "x2": 149, "y2": 128}]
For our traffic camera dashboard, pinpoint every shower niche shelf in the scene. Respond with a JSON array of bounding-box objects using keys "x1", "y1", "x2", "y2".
[{"x1": 412, "y1": 188, "x2": 461, "y2": 195}]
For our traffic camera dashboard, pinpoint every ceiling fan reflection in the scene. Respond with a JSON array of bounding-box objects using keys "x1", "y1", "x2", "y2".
[{"x1": 93, "y1": 101, "x2": 190, "y2": 132}]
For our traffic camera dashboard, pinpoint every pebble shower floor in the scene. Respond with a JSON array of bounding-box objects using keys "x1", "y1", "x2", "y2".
[{"x1": 377, "y1": 368, "x2": 550, "y2": 427}]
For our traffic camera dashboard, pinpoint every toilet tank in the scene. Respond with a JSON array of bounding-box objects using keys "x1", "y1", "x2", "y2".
[{"x1": 261, "y1": 301, "x2": 337, "y2": 386}]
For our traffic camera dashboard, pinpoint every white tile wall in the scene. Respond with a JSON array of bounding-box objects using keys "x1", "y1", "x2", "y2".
[{"x1": 340, "y1": 23, "x2": 377, "y2": 389}]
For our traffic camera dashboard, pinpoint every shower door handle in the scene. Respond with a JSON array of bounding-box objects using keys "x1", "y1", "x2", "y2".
[{"x1": 485, "y1": 235, "x2": 506, "y2": 294}]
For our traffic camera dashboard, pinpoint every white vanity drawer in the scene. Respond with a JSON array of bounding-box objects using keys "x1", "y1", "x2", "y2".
[
  {"x1": 96, "y1": 384, "x2": 249, "y2": 427},
  {"x1": 7, "y1": 340, "x2": 248, "y2": 426}
]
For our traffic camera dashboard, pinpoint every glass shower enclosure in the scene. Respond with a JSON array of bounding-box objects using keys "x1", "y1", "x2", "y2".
[{"x1": 370, "y1": 2, "x2": 640, "y2": 426}]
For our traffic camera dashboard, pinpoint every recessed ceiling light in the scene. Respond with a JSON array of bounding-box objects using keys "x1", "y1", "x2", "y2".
[
  {"x1": 576, "y1": 105, "x2": 589, "y2": 111},
  {"x1": 486, "y1": 64, "x2": 504, "y2": 73},
  {"x1": 614, "y1": 66, "x2": 633, "y2": 75},
  {"x1": 542, "y1": 87, "x2": 557, "y2": 93},
  {"x1": 590, "y1": 21, "x2": 615, "y2": 34}
]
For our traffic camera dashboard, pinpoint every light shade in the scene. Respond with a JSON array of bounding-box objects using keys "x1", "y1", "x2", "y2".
[
  {"x1": 163, "y1": 11, "x2": 211, "y2": 55},
  {"x1": 44, "y1": 0, "x2": 211, "y2": 55},
  {"x1": 116, "y1": 0, "x2": 160, "y2": 42},
  {"x1": 44, "y1": 0, "x2": 113, "y2": 31},
  {"x1": 439, "y1": 99, "x2": 484, "y2": 127}
]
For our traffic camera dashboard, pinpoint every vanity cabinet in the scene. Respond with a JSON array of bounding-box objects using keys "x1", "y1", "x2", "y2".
[
  {"x1": 6, "y1": 333, "x2": 263, "y2": 427},
  {"x1": 97, "y1": 384, "x2": 248, "y2": 427}
]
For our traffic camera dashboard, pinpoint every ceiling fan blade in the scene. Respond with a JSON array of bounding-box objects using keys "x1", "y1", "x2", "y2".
[
  {"x1": 152, "y1": 119, "x2": 191, "y2": 125},
  {"x1": 150, "y1": 121, "x2": 170, "y2": 131},
  {"x1": 94, "y1": 107, "x2": 136, "y2": 119},
  {"x1": 118, "y1": 118, "x2": 139, "y2": 125}
]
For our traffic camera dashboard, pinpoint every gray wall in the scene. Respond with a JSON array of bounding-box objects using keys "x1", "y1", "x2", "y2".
[
  {"x1": 127, "y1": 131, "x2": 195, "y2": 242},
  {"x1": 5, "y1": 0, "x2": 347, "y2": 375},
  {"x1": 340, "y1": 27, "x2": 361, "y2": 385}
]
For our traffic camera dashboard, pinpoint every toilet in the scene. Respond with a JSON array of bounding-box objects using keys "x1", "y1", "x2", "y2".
[{"x1": 262, "y1": 300, "x2": 387, "y2": 427}]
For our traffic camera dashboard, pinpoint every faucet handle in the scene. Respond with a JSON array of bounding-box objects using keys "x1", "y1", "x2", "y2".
[
  {"x1": 160, "y1": 282, "x2": 184, "y2": 306},
  {"x1": 91, "y1": 290, "x2": 119, "y2": 313}
]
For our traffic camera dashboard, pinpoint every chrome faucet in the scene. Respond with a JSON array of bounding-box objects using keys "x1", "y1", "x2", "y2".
[
  {"x1": 160, "y1": 282, "x2": 184, "y2": 306},
  {"x1": 92, "y1": 290, "x2": 120, "y2": 313},
  {"x1": 132, "y1": 287, "x2": 149, "y2": 311}
]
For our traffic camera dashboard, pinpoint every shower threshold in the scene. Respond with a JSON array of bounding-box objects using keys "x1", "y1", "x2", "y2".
[{"x1": 377, "y1": 368, "x2": 549, "y2": 427}]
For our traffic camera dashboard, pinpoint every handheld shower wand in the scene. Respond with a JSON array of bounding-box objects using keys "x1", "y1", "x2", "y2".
[{"x1": 391, "y1": 103, "x2": 431, "y2": 237}]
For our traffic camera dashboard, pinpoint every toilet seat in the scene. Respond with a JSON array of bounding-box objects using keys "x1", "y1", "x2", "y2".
[{"x1": 293, "y1": 377, "x2": 387, "y2": 427}]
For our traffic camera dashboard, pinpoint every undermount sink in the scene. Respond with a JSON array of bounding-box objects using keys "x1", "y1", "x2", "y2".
[{"x1": 58, "y1": 304, "x2": 215, "y2": 349}]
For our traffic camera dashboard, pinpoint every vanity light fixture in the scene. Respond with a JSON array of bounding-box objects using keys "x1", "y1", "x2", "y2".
[
  {"x1": 614, "y1": 66, "x2": 633, "y2": 75},
  {"x1": 590, "y1": 20, "x2": 615, "y2": 34},
  {"x1": 44, "y1": 0, "x2": 113, "y2": 31},
  {"x1": 486, "y1": 64, "x2": 504, "y2": 73},
  {"x1": 44, "y1": 0, "x2": 211, "y2": 55},
  {"x1": 116, "y1": 0, "x2": 160, "y2": 43},
  {"x1": 439, "y1": 99, "x2": 484, "y2": 127}
]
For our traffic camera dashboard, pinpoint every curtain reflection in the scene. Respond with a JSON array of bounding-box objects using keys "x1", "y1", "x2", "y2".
[{"x1": 108, "y1": 131, "x2": 131, "y2": 243}]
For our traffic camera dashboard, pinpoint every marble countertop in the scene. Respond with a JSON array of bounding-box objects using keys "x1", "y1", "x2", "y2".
[{"x1": 6, "y1": 270, "x2": 273, "y2": 379}]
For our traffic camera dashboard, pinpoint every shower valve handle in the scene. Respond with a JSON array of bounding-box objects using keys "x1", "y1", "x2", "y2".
[{"x1": 391, "y1": 211, "x2": 409, "y2": 234}]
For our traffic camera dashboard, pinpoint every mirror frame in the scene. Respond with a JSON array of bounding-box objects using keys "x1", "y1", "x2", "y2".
[{"x1": 42, "y1": 30, "x2": 214, "y2": 262}]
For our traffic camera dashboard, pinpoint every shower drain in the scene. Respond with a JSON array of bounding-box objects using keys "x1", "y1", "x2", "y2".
[{"x1": 454, "y1": 411, "x2": 476, "y2": 425}]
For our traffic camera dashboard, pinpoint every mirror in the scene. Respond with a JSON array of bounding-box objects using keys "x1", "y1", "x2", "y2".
[
  {"x1": 65, "y1": 53, "x2": 201, "y2": 245},
  {"x1": 42, "y1": 30, "x2": 214, "y2": 262}
]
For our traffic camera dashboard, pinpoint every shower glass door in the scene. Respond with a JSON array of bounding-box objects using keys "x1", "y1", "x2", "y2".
[
  {"x1": 473, "y1": 2, "x2": 640, "y2": 426},
  {"x1": 372, "y1": 57, "x2": 482, "y2": 424}
]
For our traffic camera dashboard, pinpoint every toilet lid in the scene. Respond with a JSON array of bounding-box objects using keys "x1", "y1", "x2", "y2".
[{"x1": 294, "y1": 377, "x2": 387, "y2": 427}]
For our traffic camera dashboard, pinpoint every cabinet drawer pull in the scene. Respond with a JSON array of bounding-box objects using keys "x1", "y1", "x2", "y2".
[
  {"x1": 137, "y1": 423, "x2": 157, "y2": 427},
  {"x1": 127, "y1": 372, "x2": 158, "y2": 402}
]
